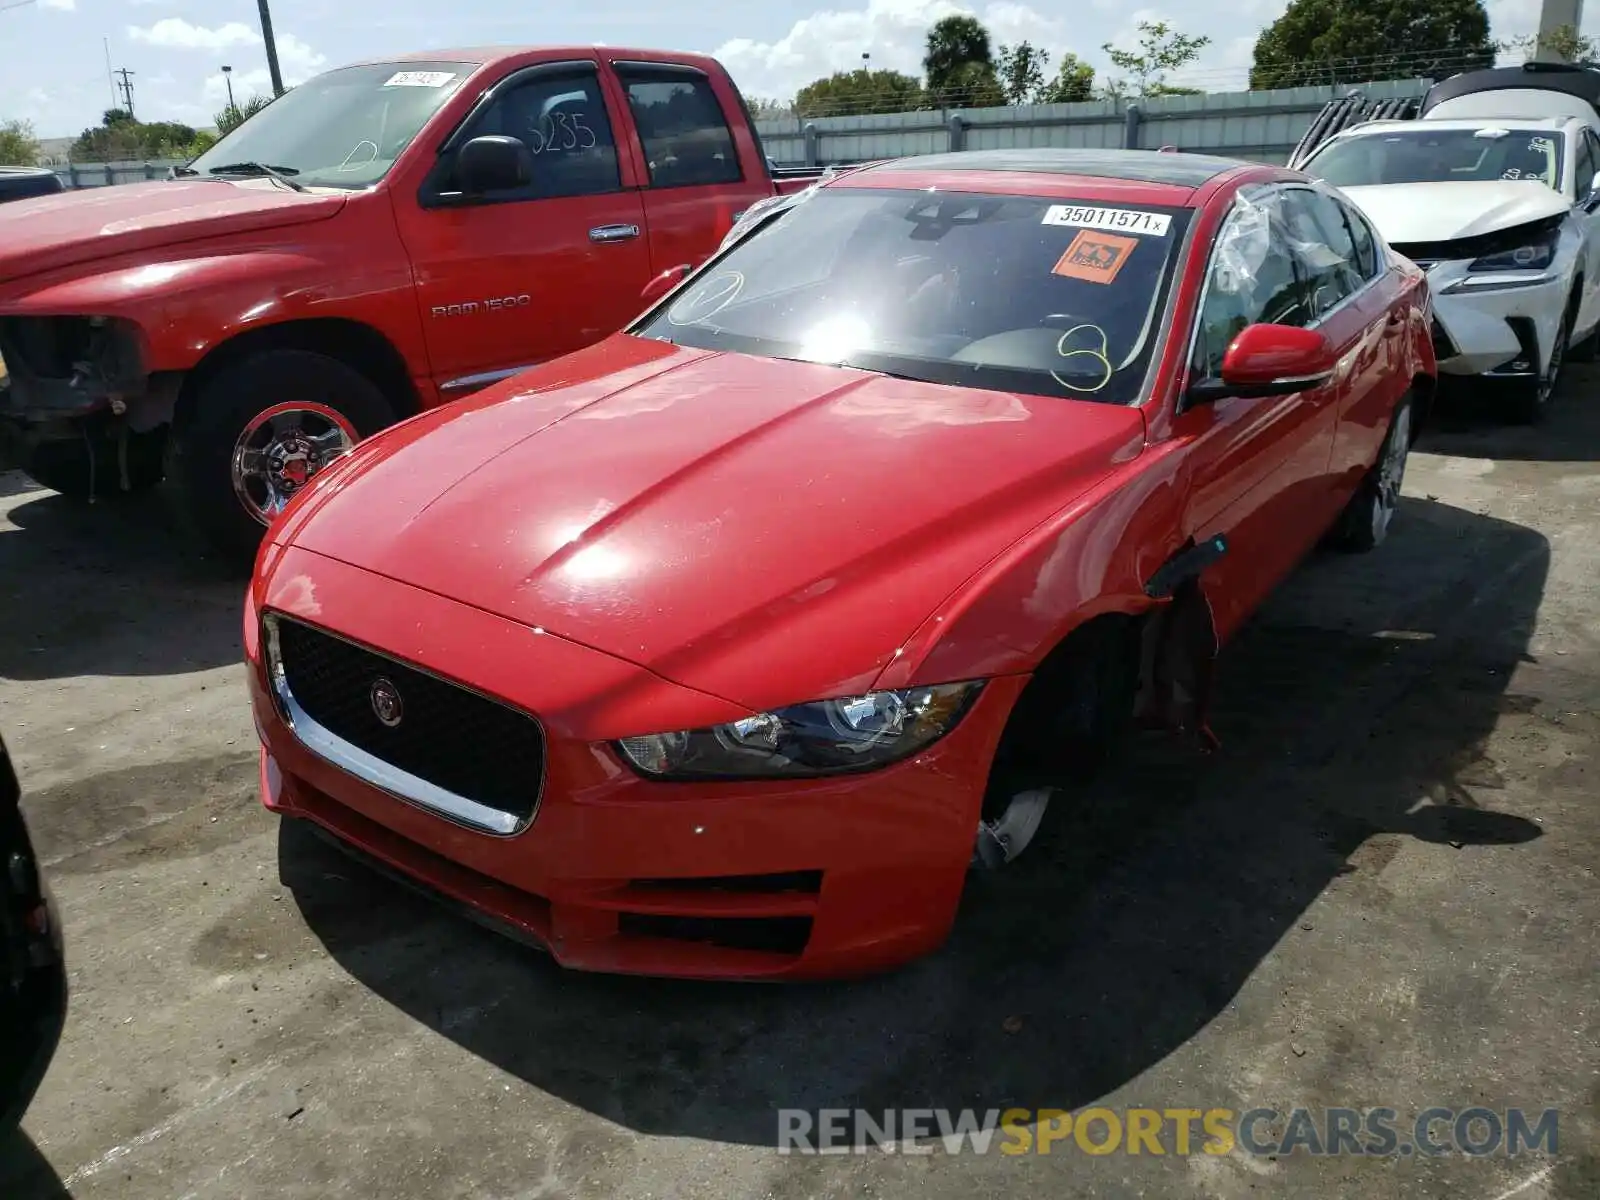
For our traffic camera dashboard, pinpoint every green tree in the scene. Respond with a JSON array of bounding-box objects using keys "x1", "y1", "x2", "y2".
[
  {"x1": 794, "y1": 68, "x2": 926, "y2": 117},
  {"x1": 1041, "y1": 53, "x2": 1097, "y2": 103},
  {"x1": 0, "y1": 118, "x2": 41, "y2": 166},
  {"x1": 924, "y1": 14, "x2": 1002, "y2": 107},
  {"x1": 997, "y1": 41, "x2": 1051, "y2": 105},
  {"x1": 71, "y1": 110, "x2": 216, "y2": 162},
  {"x1": 745, "y1": 96, "x2": 794, "y2": 120},
  {"x1": 1250, "y1": 0, "x2": 1494, "y2": 90},
  {"x1": 1499, "y1": 23, "x2": 1598, "y2": 65},
  {"x1": 1103, "y1": 20, "x2": 1211, "y2": 98},
  {"x1": 216, "y1": 93, "x2": 276, "y2": 136}
]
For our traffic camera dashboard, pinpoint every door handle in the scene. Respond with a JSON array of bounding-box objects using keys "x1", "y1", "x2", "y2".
[{"x1": 589, "y1": 223, "x2": 641, "y2": 243}]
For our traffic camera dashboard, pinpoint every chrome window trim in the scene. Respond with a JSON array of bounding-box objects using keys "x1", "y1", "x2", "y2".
[{"x1": 262, "y1": 612, "x2": 543, "y2": 838}]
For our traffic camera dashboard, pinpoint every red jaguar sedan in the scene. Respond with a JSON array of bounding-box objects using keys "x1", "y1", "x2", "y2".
[{"x1": 245, "y1": 149, "x2": 1434, "y2": 980}]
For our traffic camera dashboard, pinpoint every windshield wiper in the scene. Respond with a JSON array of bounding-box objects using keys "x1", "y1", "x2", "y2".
[
  {"x1": 170, "y1": 165, "x2": 200, "y2": 177},
  {"x1": 205, "y1": 162, "x2": 306, "y2": 192}
]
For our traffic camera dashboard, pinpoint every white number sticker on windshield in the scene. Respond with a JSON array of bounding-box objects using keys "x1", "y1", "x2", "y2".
[
  {"x1": 384, "y1": 71, "x2": 457, "y2": 88},
  {"x1": 1042, "y1": 205, "x2": 1171, "y2": 237}
]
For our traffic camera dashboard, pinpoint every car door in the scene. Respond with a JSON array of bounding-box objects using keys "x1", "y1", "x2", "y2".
[
  {"x1": 1290, "y1": 185, "x2": 1402, "y2": 512},
  {"x1": 1169, "y1": 184, "x2": 1345, "y2": 644},
  {"x1": 610, "y1": 61, "x2": 772, "y2": 278},
  {"x1": 1573, "y1": 128, "x2": 1600, "y2": 338},
  {"x1": 395, "y1": 60, "x2": 653, "y2": 397}
]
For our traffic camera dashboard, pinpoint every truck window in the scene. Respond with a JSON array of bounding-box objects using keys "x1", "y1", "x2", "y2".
[
  {"x1": 444, "y1": 69, "x2": 622, "y2": 199},
  {"x1": 616, "y1": 68, "x2": 742, "y2": 188}
]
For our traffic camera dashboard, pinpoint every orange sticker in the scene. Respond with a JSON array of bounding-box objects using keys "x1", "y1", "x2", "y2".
[{"x1": 1052, "y1": 229, "x2": 1139, "y2": 284}]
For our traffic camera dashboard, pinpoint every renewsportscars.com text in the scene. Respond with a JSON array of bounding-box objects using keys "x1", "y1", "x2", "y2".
[{"x1": 776, "y1": 1106, "x2": 1560, "y2": 1157}]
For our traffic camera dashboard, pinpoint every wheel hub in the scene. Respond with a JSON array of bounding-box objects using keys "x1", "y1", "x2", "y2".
[{"x1": 231, "y1": 403, "x2": 358, "y2": 527}]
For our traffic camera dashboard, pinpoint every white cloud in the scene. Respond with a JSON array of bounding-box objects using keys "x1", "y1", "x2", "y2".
[
  {"x1": 715, "y1": 0, "x2": 1069, "y2": 101},
  {"x1": 128, "y1": 19, "x2": 260, "y2": 51},
  {"x1": 39, "y1": 0, "x2": 75, "y2": 10},
  {"x1": 199, "y1": 35, "x2": 328, "y2": 108}
]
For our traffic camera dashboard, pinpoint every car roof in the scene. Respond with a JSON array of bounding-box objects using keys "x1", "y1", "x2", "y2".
[
  {"x1": 831, "y1": 149, "x2": 1261, "y2": 206},
  {"x1": 1337, "y1": 115, "x2": 1577, "y2": 138},
  {"x1": 861, "y1": 148, "x2": 1248, "y2": 187},
  {"x1": 334, "y1": 45, "x2": 721, "y2": 69}
]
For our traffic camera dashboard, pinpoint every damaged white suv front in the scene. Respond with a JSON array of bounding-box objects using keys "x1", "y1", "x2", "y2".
[{"x1": 1301, "y1": 115, "x2": 1600, "y2": 422}]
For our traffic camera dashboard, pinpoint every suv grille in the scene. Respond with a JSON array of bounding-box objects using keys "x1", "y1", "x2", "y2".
[{"x1": 269, "y1": 616, "x2": 545, "y2": 823}]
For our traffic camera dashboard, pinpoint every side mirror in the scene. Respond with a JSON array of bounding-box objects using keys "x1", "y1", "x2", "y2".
[
  {"x1": 457, "y1": 135, "x2": 532, "y2": 195},
  {"x1": 1188, "y1": 323, "x2": 1336, "y2": 404},
  {"x1": 640, "y1": 264, "x2": 692, "y2": 304}
]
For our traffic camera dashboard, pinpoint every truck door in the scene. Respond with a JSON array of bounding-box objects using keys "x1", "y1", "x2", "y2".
[
  {"x1": 608, "y1": 61, "x2": 773, "y2": 277},
  {"x1": 395, "y1": 60, "x2": 652, "y2": 398}
]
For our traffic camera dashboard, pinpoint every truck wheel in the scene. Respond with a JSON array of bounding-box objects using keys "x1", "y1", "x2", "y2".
[
  {"x1": 1332, "y1": 395, "x2": 1412, "y2": 554},
  {"x1": 21, "y1": 429, "x2": 166, "y2": 499},
  {"x1": 166, "y1": 349, "x2": 396, "y2": 564}
]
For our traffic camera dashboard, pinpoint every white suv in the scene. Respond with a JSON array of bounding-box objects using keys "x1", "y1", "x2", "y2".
[{"x1": 1300, "y1": 114, "x2": 1600, "y2": 422}]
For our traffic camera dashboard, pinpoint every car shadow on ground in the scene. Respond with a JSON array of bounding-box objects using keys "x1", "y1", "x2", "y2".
[
  {"x1": 0, "y1": 476, "x2": 246, "y2": 680},
  {"x1": 278, "y1": 494, "x2": 1550, "y2": 1148},
  {"x1": 0, "y1": 1130, "x2": 68, "y2": 1199},
  {"x1": 1417, "y1": 369, "x2": 1600, "y2": 462}
]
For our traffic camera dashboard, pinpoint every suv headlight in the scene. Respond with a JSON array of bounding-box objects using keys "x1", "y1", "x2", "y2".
[
  {"x1": 1468, "y1": 226, "x2": 1559, "y2": 273},
  {"x1": 614, "y1": 681, "x2": 985, "y2": 780}
]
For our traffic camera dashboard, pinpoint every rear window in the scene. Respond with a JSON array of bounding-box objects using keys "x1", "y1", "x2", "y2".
[{"x1": 631, "y1": 187, "x2": 1193, "y2": 405}]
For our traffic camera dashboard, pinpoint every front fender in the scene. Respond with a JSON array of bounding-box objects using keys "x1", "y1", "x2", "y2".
[
  {"x1": 874, "y1": 441, "x2": 1192, "y2": 689},
  {"x1": 0, "y1": 246, "x2": 424, "y2": 375}
]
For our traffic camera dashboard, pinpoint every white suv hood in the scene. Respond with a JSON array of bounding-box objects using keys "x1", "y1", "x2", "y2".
[{"x1": 1339, "y1": 181, "x2": 1569, "y2": 244}]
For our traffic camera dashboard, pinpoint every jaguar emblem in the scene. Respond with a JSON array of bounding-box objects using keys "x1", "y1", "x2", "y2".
[{"x1": 369, "y1": 677, "x2": 404, "y2": 728}]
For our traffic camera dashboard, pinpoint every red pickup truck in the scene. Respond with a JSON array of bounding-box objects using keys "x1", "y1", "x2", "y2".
[{"x1": 0, "y1": 46, "x2": 818, "y2": 559}]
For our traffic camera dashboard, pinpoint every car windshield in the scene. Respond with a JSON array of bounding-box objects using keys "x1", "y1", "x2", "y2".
[
  {"x1": 632, "y1": 187, "x2": 1193, "y2": 405},
  {"x1": 1305, "y1": 127, "x2": 1565, "y2": 191},
  {"x1": 186, "y1": 61, "x2": 474, "y2": 189}
]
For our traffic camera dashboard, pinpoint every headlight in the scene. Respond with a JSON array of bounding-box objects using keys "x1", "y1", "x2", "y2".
[
  {"x1": 1469, "y1": 227, "x2": 1559, "y2": 273},
  {"x1": 614, "y1": 681, "x2": 985, "y2": 780}
]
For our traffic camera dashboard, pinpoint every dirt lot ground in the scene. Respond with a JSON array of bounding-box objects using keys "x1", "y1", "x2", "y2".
[{"x1": 0, "y1": 378, "x2": 1596, "y2": 1200}]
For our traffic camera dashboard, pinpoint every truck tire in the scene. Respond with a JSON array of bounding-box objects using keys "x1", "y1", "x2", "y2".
[
  {"x1": 166, "y1": 349, "x2": 396, "y2": 565},
  {"x1": 20, "y1": 429, "x2": 166, "y2": 500}
]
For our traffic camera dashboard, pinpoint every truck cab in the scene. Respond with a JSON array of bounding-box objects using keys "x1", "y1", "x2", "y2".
[{"x1": 0, "y1": 47, "x2": 814, "y2": 561}]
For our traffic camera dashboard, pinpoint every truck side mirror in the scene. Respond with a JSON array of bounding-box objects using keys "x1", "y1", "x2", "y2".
[{"x1": 457, "y1": 135, "x2": 532, "y2": 195}]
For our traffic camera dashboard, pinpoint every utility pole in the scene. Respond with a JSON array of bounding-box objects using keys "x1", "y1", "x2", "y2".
[
  {"x1": 257, "y1": 0, "x2": 285, "y2": 97},
  {"x1": 114, "y1": 67, "x2": 136, "y2": 119},
  {"x1": 222, "y1": 65, "x2": 236, "y2": 117},
  {"x1": 1536, "y1": 0, "x2": 1586, "y2": 61}
]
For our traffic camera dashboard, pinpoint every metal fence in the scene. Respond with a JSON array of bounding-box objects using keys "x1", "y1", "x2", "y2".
[
  {"x1": 48, "y1": 77, "x2": 1433, "y2": 189},
  {"x1": 754, "y1": 78, "x2": 1432, "y2": 168}
]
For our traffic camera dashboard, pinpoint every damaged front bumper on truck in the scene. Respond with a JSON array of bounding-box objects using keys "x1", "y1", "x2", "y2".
[{"x1": 0, "y1": 314, "x2": 176, "y2": 490}]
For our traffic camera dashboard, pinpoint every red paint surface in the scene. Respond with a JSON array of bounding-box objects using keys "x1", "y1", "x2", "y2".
[
  {"x1": 246, "y1": 160, "x2": 1436, "y2": 980},
  {"x1": 0, "y1": 46, "x2": 802, "y2": 406}
]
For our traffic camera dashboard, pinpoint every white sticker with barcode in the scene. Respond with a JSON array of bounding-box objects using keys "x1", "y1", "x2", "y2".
[
  {"x1": 383, "y1": 71, "x2": 457, "y2": 88},
  {"x1": 1042, "y1": 205, "x2": 1171, "y2": 236}
]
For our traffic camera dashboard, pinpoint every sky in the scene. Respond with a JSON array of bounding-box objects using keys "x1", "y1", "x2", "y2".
[{"x1": 0, "y1": 0, "x2": 1589, "y2": 140}]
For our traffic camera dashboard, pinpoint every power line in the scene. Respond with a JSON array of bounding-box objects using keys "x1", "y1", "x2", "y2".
[{"x1": 0, "y1": 0, "x2": 39, "y2": 13}]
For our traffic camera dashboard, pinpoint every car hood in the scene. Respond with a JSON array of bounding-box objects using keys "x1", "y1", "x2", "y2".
[
  {"x1": 0, "y1": 179, "x2": 346, "y2": 286},
  {"x1": 281, "y1": 336, "x2": 1146, "y2": 711},
  {"x1": 1339, "y1": 181, "x2": 1570, "y2": 245}
]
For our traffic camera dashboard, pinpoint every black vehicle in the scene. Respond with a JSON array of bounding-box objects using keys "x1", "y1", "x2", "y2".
[
  {"x1": 0, "y1": 168, "x2": 64, "y2": 206},
  {"x1": 0, "y1": 734, "x2": 66, "y2": 1130}
]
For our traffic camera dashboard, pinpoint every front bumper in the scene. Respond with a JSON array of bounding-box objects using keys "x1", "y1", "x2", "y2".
[
  {"x1": 248, "y1": 545, "x2": 1022, "y2": 981},
  {"x1": 1426, "y1": 263, "x2": 1570, "y2": 379}
]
